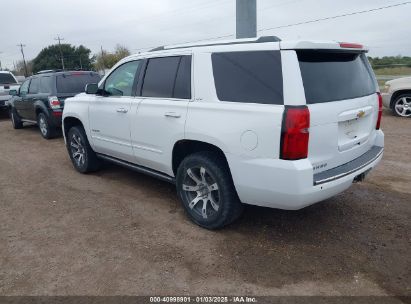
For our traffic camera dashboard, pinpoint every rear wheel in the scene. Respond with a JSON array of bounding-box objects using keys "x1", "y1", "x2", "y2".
[
  {"x1": 37, "y1": 112, "x2": 57, "y2": 139},
  {"x1": 392, "y1": 94, "x2": 411, "y2": 117},
  {"x1": 10, "y1": 108, "x2": 23, "y2": 129},
  {"x1": 176, "y1": 152, "x2": 243, "y2": 229},
  {"x1": 67, "y1": 126, "x2": 100, "y2": 173}
]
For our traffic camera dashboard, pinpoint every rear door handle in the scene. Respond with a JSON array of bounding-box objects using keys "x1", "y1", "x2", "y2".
[
  {"x1": 164, "y1": 112, "x2": 181, "y2": 118},
  {"x1": 116, "y1": 108, "x2": 128, "y2": 113}
]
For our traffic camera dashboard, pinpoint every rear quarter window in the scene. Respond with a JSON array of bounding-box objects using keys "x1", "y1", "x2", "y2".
[
  {"x1": 57, "y1": 73, "x2": 101, "y2": 94},
  {"x1": 297, "y1": 51, "x2": 377, "y2": 104},
  {"x1": 211, "y1": 51, "x2": 283, "y2": 105}
]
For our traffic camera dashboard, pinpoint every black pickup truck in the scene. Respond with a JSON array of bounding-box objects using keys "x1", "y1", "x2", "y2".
[{"x1": 8, "y1": 70, "x2": 100, "y2": 139}]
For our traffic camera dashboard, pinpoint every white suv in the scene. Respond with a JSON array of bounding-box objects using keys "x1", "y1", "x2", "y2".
[
  {"x1": 0, "y1": 71, "x2": 20, "y2": 110},
  {"x1": 62, "y1": 36, "x2": 384, "y2": 229}
]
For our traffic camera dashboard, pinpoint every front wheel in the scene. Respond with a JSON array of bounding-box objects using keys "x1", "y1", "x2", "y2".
[
  {"x1": 392, "y1": 94, "x2": 411, "y2": 117},
  {"x1": 10, "y1": 108, "x2": 23, "y2": 129},
  {"x1": 67, "y1": 126, "x2": 100, "y2": 173},
  {"x1": 176, "y1": 152, "x2": 243, "y2": 229}
]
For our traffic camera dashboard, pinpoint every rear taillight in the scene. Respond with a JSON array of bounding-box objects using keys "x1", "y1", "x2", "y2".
[
  {"x1": 48, "y1": 96, "x2": 61, "y2": 110},
  {"x1": 376, "y1": 93, "x2": 383, "y2": 130},
  {"x1": 280, "y1": 106, "x2": 310, "y2": 160}
]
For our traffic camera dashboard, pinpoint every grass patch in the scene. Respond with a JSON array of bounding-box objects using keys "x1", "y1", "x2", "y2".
[{"x1": 373, "y1": 66, "x2": 411, "y2": 76}]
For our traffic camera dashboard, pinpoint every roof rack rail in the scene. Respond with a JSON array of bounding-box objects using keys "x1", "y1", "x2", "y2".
[
  {"x1": 36, "y1": 69, "x2": 63, "y2": 75},
  {"x1": 149, "y1": 36, "x2": 281, "y2": 52}
]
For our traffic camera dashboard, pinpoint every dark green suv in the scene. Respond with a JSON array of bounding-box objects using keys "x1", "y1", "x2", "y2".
[{"x1": 8, "y1": 70, "x2": 100, "y2": 139}]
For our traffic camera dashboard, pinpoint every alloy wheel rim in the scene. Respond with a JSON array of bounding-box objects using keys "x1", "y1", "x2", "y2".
[
  {"x1": 39, "y1": 117, "x2": 48, "y2": 135},
  {"x1": 182, "y1": 166, "x2": 220, "y2": 220},
  {"x1": 395, "y1": 97, "x2": 411, "y2": 117},
  {"x1": 11, "y1": 112, "x2": 15, "y2": 126},
  {"x1": 70, "y1": 134, "x2": 86, "y2": 167}
]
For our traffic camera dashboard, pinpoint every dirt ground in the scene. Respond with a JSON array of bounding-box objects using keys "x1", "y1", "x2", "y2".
[{"x1": 0, "y1": 109, "x2": 410, "y2": 298}]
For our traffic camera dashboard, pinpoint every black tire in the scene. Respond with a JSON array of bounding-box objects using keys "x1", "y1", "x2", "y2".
[
  {"x1": 10, "y1": 107, "x2": 23, "y2": 129},
  {"x1": 176, "y1": 151, "x2": 243, "y2": 229},
  {"x1": 67, "y1": 125, "x2": 100, "y2": 173},
  {"x1": 37, "y1": 112, "x2": 57, "y2": 139},
  {"x1": 391, "y1": 94, "x2": 411, "y2": 117}
]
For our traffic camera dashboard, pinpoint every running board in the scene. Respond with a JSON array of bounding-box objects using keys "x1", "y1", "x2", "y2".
[{"x1": 96, "y1": 153, "x2": 175, "y2": 184}]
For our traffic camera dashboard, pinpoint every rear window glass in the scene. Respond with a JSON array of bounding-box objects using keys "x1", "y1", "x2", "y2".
[
  {"x1": 297, "y1": 51, "x2": 376, "y2": 104},
  {"x1": 0, "y1": 73, "x2": 17, "y2": 84},
  {"x1": 57, "y1": 73, "x2": 100, "y2": 93},
  {"x1": 212, "y1": 51, "x2": 283, "y2": 105}
]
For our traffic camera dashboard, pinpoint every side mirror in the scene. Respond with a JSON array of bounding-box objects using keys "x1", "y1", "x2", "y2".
[
  {"x1": 9, "y1": 89, "x2": 18, "y2": 96},
  {"x1": 85, "y1": 83, "x2": 99, "y2": 94}
]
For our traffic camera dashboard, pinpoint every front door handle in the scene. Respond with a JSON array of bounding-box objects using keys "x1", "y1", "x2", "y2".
[
  {"x1": 116, "y1": 108, "x2": 128, "y2": 113},
  {"x1": 164, "y1": 112, "x2": 181, "y2": 118}
]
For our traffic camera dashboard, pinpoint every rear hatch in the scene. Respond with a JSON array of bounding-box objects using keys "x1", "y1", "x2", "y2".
[
  {"x1": 296, "y1": 48, "x2": 379, "y2": 173},
  {"x1": 56, "y1": 72, "x2": 101, "y2": 107}
]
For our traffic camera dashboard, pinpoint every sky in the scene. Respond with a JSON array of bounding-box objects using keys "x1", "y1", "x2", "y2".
[{"x1": 1, "y1": 0, "x2": 410, "y2": 70}]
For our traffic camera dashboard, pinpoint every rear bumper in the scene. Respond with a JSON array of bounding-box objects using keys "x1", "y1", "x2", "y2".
[
  {"x1": 48, "y1": 110, "x2": 63, "y2": 127},
  {"x1": 313, "y1": 146, "x2": 383, "y2": 185},
  {"x1": 227, "y1": 131, "x2": 384, "y2": 210}
]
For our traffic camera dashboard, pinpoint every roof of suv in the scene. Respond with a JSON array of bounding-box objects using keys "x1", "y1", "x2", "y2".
[
  {"x1": 35, "y1": 70, "x2": 98, "y2": 76},
  {"x1": 120, "y1": 36, "x2": 368, "y2": 65}
]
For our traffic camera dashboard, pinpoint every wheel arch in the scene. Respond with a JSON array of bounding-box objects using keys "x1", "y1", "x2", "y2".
[
  {"x1": 63, "y1": 116, "x2": 85, "y2": 138},
  {"x1": 34, "y1": 102, "x2": 49, "y2": 117},
  {"x1": 172, "y1": 140, "x2": 231, "y2": 176}
]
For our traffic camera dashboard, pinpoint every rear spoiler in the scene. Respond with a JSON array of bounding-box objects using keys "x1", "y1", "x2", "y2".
[{"x1": 280, "y1": 41, "x2": 369, "y2": 52}]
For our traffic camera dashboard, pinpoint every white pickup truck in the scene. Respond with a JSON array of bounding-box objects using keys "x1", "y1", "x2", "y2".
[
  {"x1": 0, "y1": 71, "x2": 20, "y2": 110},
  {"x1": 62, "y1": 36, "x2": 384, "y2": 229}
]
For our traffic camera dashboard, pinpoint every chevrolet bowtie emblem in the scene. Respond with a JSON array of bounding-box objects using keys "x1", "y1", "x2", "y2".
[{"x1": 357, "y1": 110, "x2": 366, "y2": 118}]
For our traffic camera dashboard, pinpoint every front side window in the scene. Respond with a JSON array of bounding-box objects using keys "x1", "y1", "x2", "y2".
[
  {"x1": 212, "y1": 51, "x2": 283, "y2": 105},
  {"x1": 104, "y1": 61, "x2": 140, "y2": 96},
  {"x1": 142, "y1": 56, "x2": 191, "y2": 99},
  {"x1": 19, "y1": 79, "x2": 30, "y2": 95},
  {"x1": 29, "y1": 78, "x2": 40, "y2": 94}
]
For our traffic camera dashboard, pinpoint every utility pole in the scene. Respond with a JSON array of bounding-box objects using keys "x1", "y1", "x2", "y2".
[
  {"x1": 236, "y1": 0, "x2": 257, "y2": 39},
  {"x1": 54, "y1": 35, "x2": 65, "y2": 70},
  {"x1": 17, "y1": 43, "x2": 28, "y2": 76},
  {"x1": 100, "y1": 46, "x2": 105, "y2": 70}
]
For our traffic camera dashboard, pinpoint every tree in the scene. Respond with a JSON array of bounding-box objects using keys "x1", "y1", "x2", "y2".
[
  {"x1": 94, "y1": 44, "x2": 131, "y2": 72},
  {"x1": 12, "y1": 60, "x2": 33, "y2": 76},
  {"x1": 368, "y1": 56, "x2": 411, "y2": 69},
  {"x1": 32, "y1": 44, "x2": 94, "y2": 73}
]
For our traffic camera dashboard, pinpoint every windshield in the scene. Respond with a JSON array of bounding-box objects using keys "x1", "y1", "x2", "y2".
[
  {"x1": 0, "y1": 73, "x2": 17, "y2": 85},
  {"x1": 56, "y1": 73, "x2": 101, "y2": 94},
  {"x1": 297, "y1": 51, "x2": 377, "y2": 104}
]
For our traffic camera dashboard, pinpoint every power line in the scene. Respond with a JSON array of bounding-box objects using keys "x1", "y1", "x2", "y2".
[
  {"x1": 258, "y1": 1, "x2": 411, "y2": 32},
  {"x1": 133, "y1": 2, "x2": 410, "y2": 53},
  {"x1": 259, "y1": 0, "x2": 303, "y2": 11},
  {"x1": 54, "y1": 35, "x2": 65, "y2": 70}
]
